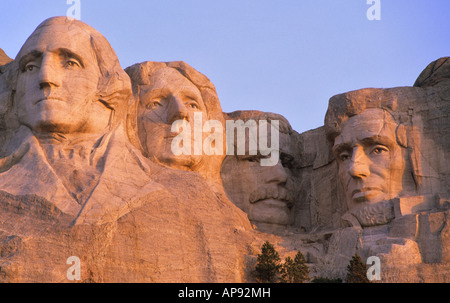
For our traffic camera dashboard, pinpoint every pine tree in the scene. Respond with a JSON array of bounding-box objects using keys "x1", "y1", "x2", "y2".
[
  {"x1": 280, "y1": 256, "x2": 295, "y2": 283},
  {"x1": 254, "y1": 241, "x2": 282, "y2": 283},
  {"x1": 280, "y1": 251, "x2": 310, "y2": 283},
  {"x1": 345, "y1": 254, "x2": 370, "y2": 283}
]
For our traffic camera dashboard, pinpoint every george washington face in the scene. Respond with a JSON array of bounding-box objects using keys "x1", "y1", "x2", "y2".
[{"x1": 15, "y1": 23, "x2": 111, "y2": 136}]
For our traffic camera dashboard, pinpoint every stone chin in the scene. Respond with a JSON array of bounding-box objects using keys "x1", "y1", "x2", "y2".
[{"x1": 156, "y1": 150, "x2": 203, "y2": 171}]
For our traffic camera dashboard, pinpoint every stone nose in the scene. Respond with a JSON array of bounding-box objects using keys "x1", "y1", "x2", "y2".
[
  {"x1": 167, "y1": 96, "x2": 189, "y2": 124},
  {"x1": 348, "y1": 146, "x2": 370, "y2": 179},
  {"x1": 264, "y1": 160, "x2": 288, "y2": 185},
  {"x1": 38, "y1": 55, "x2": 61, "y2": 89}
]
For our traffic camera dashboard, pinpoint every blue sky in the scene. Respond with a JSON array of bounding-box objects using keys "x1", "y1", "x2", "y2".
[{"x1": 1, "y1": 0, "x2": 449, "y2": 133}]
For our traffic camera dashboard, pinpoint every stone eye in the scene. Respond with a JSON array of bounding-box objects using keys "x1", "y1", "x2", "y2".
[
  {"x1": 65, "y1": 60, "x2": 80, "y2": 68},
  {"x1": 371, "y1": 145, "x2": 389, "y2": 155},
  {"x1": 186, "y1": 101, "x2": 199, "y2": 109},
  {"x1": 339, "y1": 152, "x2": 350, "y2": 161},
  {"x1": 24, "y1": 63, "x2": 38, "y2": 72},
  {"x1": 146, "y1": 101, "x2": 161, "y2": 110}
]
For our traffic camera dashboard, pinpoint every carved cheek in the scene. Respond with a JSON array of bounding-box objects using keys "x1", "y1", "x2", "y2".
[
  {"x1": 16, "y1": 72, "x2": 39, "y2": 107},
  {"x1": 368, "y1": 163, "x2": 390, "y2": 192},
  {"x1": 387, "y1": 147, "x2": 406, "y2": 190},
  {"x1": 338, "y1": 162, "x2": 352, "y2": 191}
]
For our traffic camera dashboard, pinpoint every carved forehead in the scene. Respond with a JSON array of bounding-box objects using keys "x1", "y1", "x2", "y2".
[
  {"x1": 226, "y1": 110, "x2": 293, "y2": 135},
  {"x1": 324, "y1": 88, "x2": 399, "y2": 144},
  {"x1": 143, "y1": 67, "x2": 201, "y2": 93},
  {"x1": 333, "y1": 108, "x2": 398, "y2": 147},
  {"x1": 126, "y1": 61, "x2": 223, "y2": 120},
  {"x1": 17, "y1": 19, "x2": 98, "y2": 63}
]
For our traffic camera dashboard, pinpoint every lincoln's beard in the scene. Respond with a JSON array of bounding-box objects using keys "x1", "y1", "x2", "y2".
[{"x1": 346, "y1": 200, "x2": 395, "y2": 227}]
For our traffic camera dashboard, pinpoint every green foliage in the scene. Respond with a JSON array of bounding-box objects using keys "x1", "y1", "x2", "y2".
[
  {"x1": 345, "y1": 254, "x2": 370, "y2": 283},
  {"x1": 254, "y1": 241, "x2": 311, "y2": 283},
  {"x1": 280, "y1": 251, "x2": 310, "y2": 283},
  {"x1": 254, "y1": 241, "x2": 282, "y2": 283}
]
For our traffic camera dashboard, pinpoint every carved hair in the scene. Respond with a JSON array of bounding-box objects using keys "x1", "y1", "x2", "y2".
[
  {"x1": 324, "y1": 88, "x2": 401, "y2": 145},
  {"x1": 225, "y1": 110, "x2": 293, "y2": 135},
  {"x1": 223, "y1": 110, "x2": 294, "y2": 163}
]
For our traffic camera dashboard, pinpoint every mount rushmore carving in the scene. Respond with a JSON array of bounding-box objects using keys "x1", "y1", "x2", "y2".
[{"x1": 0, "y1": 17, "x2": 449, "y2": 282}]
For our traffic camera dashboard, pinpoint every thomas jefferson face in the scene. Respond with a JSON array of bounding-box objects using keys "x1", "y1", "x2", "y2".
[
  {"x1": 15, "y1": 23, "x2": 111, "y2": 135},
  {"x1": 137, "y1": 67, "x2": 208, "y2": 169},
  {"x1": 332, "y1": 108, "x2": 405, "y2": 210}
]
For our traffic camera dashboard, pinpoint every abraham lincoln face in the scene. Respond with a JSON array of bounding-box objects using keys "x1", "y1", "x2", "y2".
[{"x1": 332, "y1": 108, "x2": 405, "y2": 211}]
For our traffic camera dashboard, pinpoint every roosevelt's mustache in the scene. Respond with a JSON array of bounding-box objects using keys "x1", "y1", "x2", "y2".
[{"x1": 249, "y1": 186, "x2": 293, "y2": 207}]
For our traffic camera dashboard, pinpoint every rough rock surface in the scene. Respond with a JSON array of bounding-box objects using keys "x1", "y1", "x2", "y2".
[
  {"x1": 0, "y1": 49, "x2": 11, "y2": 66},
  {"x1": 0, "y1": 17, "x2": 448, "y2": 283},
  {"x1": 0, "y1": 167, "x2": 254, "y2": 282}
]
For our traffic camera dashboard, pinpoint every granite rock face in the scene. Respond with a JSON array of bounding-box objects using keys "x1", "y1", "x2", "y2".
[
  {"x1": 0, "y1": 17, "x2": 449, "y2": 282},
  {"x1": 220, "y1": 110, "x2": 299, "y2": 234},
  {"x1": 0, "y1": 49, "x2": 11, "y2": 66},
  {"x1": 314, "y1": 57, "x2": 450, "y2": 282},
  {"x1": 0, "y1": 168, "x2": 254, "y2": 282},
  {"x1": 0, "y1": 17, "x2": 253, "y2": 283}
]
